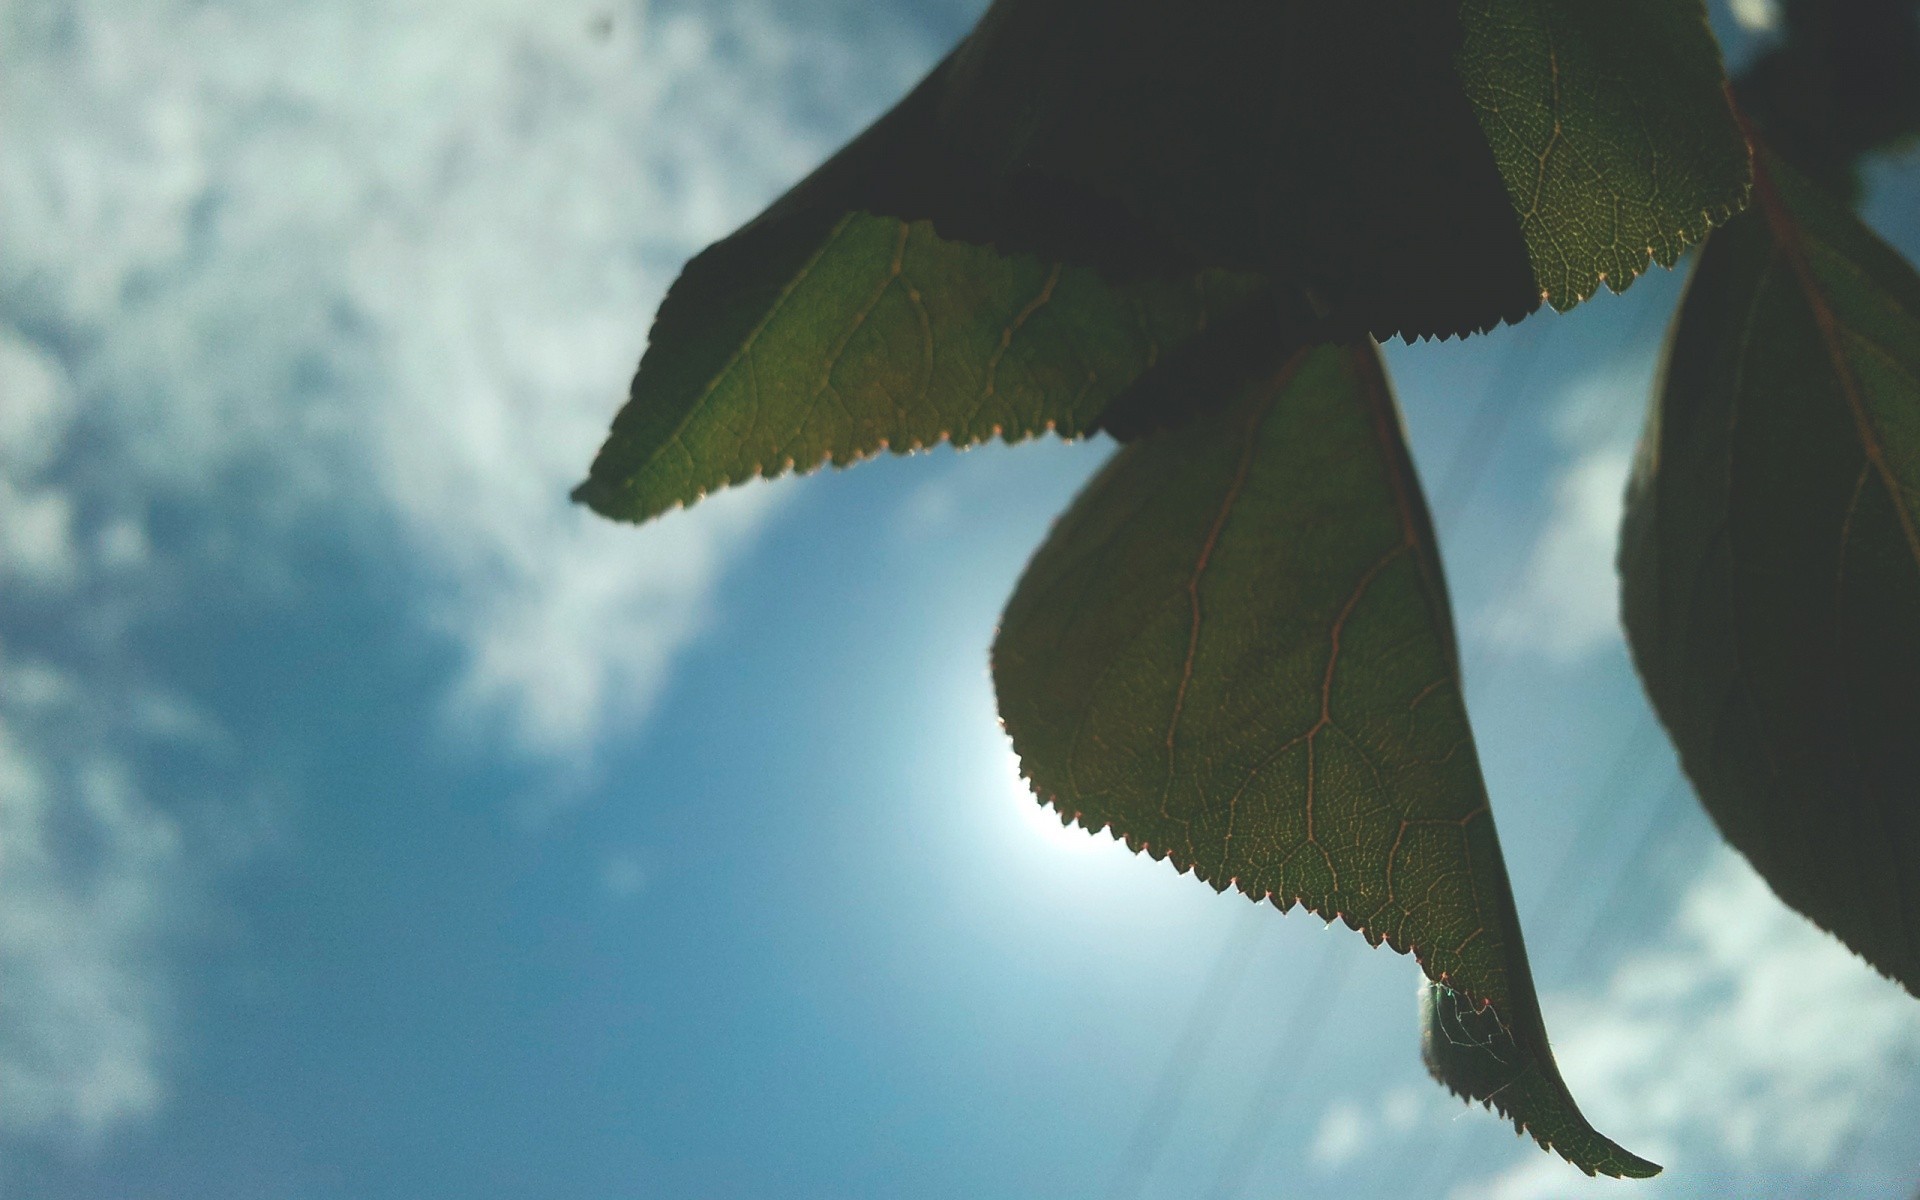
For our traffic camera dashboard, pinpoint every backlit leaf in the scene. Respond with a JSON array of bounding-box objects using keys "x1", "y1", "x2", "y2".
[
  {"x1": 1456, "y1": 0, "x2": 1751, "y2": 309},
  {"x1": 581, "y1": 0, "x2": 1756, "y2": 522},
  {"x1": 574, "y1": 60, "x2": 1261, "y2": 523},
  {"x1": 993, "y1": 340, "x2": 1658, "y2": 1176},
  {"x1": 1621, "y1": 146, "x2": 1920, "y2": 996},
  {"x1": 938, "y1": 0, "x2": 1540, "y2": 341},
  {"x1": 940, "y1": 0, "x2": 1748, "y2": 326}
]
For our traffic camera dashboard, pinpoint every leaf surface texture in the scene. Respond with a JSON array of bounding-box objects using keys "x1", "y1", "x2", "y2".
[
  {"x1": 1457, "y1": 0, "x2": 1750, "y2": 308},
  {"x1": 575, "y1": 62, "x2": 1259, "y2": 522},
  {"x1": 1621, "y1": 147, "x2": 1920, "y2": 995},
  {"x1": 993, "y1": 341, "x2": 1658, "y2": 1176}
]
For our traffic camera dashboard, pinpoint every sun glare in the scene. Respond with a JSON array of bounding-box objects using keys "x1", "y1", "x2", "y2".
[{"x1": 1000, "y1": 751, "x2": 1117, "y2": 856}]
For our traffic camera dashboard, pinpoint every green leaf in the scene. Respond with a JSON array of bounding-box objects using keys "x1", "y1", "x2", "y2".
[
  {"x1": 1456, "y1": 0, "x2": 1751, "y2": 309},
  {"x1": 580, "y1": 0, "x2": 1757, "y2": 521},
  {"x1": 938, "y1": 0, "x2": 1541, "y2": 341},
  {"x1": 992, "y1": 340, "x2": 1658, "y2": 1177},
  {"x1": 939, "y1": 0, "x2": 1748, "y2": 327},
  {"x1": 574, "y1": 58, "x2": 1261, "y2": 523},
  {"x1": 1621, "y1": 146, "x2": 1920, "y2": 996}
]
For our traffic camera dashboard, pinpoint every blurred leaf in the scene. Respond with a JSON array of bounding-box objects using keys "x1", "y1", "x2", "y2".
[
  {"x1": 1456, "y1": 0, "x2": 1751, "y2": 309},
  {"x1": 993, "y1": 340, "x2": 1658, "y2": 1176},
  {"x1": 574, "y1": 61, "x2": 1262, "y2": 522},
  {"x1": 1622, "y1": 147, "x2": 1920, "y2": 996},
  {"x1": 1732, "y1": 0, "x2": 1920, "y2": 202}
]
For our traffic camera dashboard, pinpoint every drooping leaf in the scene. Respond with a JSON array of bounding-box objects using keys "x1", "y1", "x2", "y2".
[
  {"x1": 1621, "y1": 146, "x2": 1920, "y2": 995},
  {"x1": 1455, "y1": 0, "x2": 1751, "y2": 309},
  {"x1": 992, "y1": 340, "x2": 1657, "y2": 1176},
  {"x1": 938, "y1": 0, "x2": 1540, "y2": 341},
  {"x1": 574, "y1": 56, "x2": 1264, "y2": 523}
]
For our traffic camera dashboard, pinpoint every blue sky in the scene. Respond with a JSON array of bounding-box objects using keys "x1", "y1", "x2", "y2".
[{"x1": 4, "y1": 1, "x2": 1920, "y2": 1197}]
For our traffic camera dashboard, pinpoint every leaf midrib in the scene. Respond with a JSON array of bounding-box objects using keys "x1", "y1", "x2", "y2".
[
  {"x1": 636, "y1": 214, "x2": 869, "y2": 497},
  {"x1": 1161, "y1": 352, "x2": 1304, "y2": 829}
]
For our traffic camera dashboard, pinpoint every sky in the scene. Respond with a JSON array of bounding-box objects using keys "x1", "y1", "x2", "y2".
[{"x1": 4, "y1": 1, "x2": 1920, "y2": 1197}]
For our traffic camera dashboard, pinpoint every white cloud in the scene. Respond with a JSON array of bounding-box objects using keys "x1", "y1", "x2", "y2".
[
  {"x1": 1380, "y1": 1083, "x2": 1429, "y2": 1134},
  {"x1": 0, "y1": 488, "x2": 80, "y2": 589},
  {"x1": 1456, "y1": 847, "x2": 1920, "y2": 1197},
  {"x1": 1304, "y1": 1082, "x2": 1449, "y2": 1180},
  {"x1": 1483, "y1": 443, "x2": 1634, "y2": 662},
  {"x1": 0, "y1": 333, "x2": 83, "y2": 592},
  {"x1": 1311, "y1": 1098, "x2": 1372, "y2": 1170},
  {"x1": 0, "y1": 0, "x2": 932, "y2": 1147},
  {"x1": 1481, "y1": 373, "x2": 1646, "y2": 664},
  {"x1": 1456, "y1": 1154, "x2": 1597, "y2": 1200},
  {"x1": 0, "y1": 658, "x2": 220, "y2": 1143},
  {"x1": 2, "y1": 0, "x2": 930, "y2": 753},
  {"x1": 0, "y1": 245, "x2": 210, "y2": 1146}
]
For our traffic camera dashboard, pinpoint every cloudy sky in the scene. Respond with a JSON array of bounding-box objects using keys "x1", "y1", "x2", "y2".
[{"x1": 4, "y1": 1, "x2": 1920, "y2": 1197}]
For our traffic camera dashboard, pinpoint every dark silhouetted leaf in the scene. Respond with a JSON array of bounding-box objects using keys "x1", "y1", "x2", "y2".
[
  {"x1": 574, "y1": 58, "x2": 1262, "y2": 522},
  {"x1": 1621, "y1": 147, "x2": 1920, "y2": 996},
  {"x1": 939, "y1": 0, "x2": 1540, "y2": 341},
  {"x1": 1732, "y1": 0, "x2": 1920, "y2": 202},
  {"x1": 580, "y1": 0, "x2": 1756, "y2": 520},
  {"x1": 940, "y1": 0, "x2": 1748, "y2": 328},
  {"x1": 993, "y1": 340, "x2": 1658, "y2": 1176},
  {"x1": 1456, "y1": 0, "x2": 1750, "y2": 309},
  {"x1": 1091, "y1": 284, "x2": 1323, "y2": 441}
]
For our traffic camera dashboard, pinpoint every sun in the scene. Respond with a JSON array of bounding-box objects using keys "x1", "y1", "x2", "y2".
[{"x1": 1000, "y1": 751, "x2": 1116, "y2": 857}]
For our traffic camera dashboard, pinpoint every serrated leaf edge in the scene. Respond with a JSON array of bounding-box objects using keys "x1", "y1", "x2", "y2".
[{"x1": 1001, "y1": 753, "x2": 1657, "y2": 1178}]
